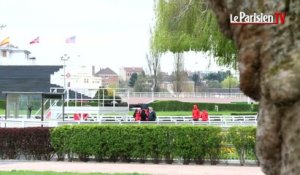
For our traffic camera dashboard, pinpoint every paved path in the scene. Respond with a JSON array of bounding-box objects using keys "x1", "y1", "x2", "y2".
[{"x1": 0, "y1": 161, "x2": 265, "y2": 175}]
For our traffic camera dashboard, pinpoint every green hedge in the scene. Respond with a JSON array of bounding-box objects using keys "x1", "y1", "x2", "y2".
[
  {"x1": 51, "y1": 125, "x2": 223, "y2": 164},
  {"x1": 227, "y1": 126, "x2": 257, "y2": 165},
  {"x1": 149, "y1": 100, "x2": 259, "y2": 112},
  {"x1": 0, "y1": 126, "x2": 257, "y2": 164},
  {"x1": 0, "y1": 100, "x2": 5, "y2": 109}
]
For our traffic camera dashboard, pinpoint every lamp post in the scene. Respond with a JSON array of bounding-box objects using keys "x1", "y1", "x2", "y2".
[
  {"x1": 61, "y1": 54, "x2": 70, "y2": 104},
  {"x1": 151, "y1": 86, "x2": 154, "y2": 102},
  {"x1": 61, "y1": 54, "x2": 70, "y2": 89},
  {"x1": 228, "y1": 70, "x2": 231, "y2": 96}
]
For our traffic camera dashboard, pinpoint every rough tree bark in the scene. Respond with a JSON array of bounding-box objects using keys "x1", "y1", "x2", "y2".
[{"x1": 209, "y1": 1, "x2": 300, "y2": 175}]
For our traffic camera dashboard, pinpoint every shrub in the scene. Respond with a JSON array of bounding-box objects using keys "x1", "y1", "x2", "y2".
[
  {"x1": 149, "y1": 100, "x2": 259, "y2": 112},
  {"x1": 227, "y1": 126, "x2": 257, "y2": 165},
  {"x1": 0, "y1": 126, "x2": 258, "y2": 165},
  {"x1": 0, "y1": 128, "x2": 20, "y2": 159},
  {"x1": 0, "y1": 127, "x2": 54, "y2": 160},
  {"x1": 50, "y1": 125, "x2": 223, "y2": 164},
  {"x1": 0, "y1": 100, "x2": 5, "y2": 109}
]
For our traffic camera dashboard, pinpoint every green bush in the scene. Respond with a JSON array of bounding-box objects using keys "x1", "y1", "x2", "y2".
[
  {"x1": 0, "y1": 100, "x2": 5, "y2": 109},
  {"x1": 149, "y1": 100, "x2": 259, "y2": 112},
  {"x1": 0, "y1": 126, "x2": 257, "y2": 164},
  {"x1": 50, "y1": 125, "x2": 223, "y2": 164},
  {"x1": 227, "y1": 126, "x2": 257, "y2": 165}
]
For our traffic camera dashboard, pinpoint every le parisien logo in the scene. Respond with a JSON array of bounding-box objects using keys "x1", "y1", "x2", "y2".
[{"x1": 230, "y1": 12, "x2": 286, "y2": 25}]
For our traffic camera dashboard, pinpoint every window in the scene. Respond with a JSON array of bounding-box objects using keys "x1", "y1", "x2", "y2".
[
  {"x1": 2, "y1": 51, "x2": 7, "y2": 57},
  {"x1": 84, "y1": 79, "x2": 89, "y2": 83}
]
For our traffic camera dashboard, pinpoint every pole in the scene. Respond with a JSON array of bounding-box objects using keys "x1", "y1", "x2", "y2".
[
  {"x1": 64, "y1": 60, "x2": 66, "y2": 90},
  {"x1": 63, "y1": 94, "x2": 65, "y2": 121},
  {"x1": 228, "y1": 70, "x2": 231, "y2": 96},
  {"x1": 152, "y1": 88, "x2": 154, "y2": 102},
  {"x1": 229, "y1": 76, "x2": 231, "y2": 94},
  {"x1": 61, "y1": 54, "x2": 70, "y2": 106}
]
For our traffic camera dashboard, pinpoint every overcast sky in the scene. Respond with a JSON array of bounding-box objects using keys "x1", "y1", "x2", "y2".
[{"x1": 0, "y1": 0, "x2": 227, "y2": 74}]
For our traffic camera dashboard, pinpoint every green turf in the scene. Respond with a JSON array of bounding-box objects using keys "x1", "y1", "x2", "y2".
[
  {"x1": 0, "y1": 109, "x2": 39, "y2": 115},
  {"x1": 0, "y1": 171, "x2": 143, "y2": 175},
  {"x1": 0, "y1": 109, "x2": 4, "y2": 115}
]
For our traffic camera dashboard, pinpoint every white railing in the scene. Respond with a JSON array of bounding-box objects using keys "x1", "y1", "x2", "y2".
[
  {"x1": 0, "y1": 115, "x2": 257, "y2": 128},
  {"x1": 116, "y1": 92, "x2": 248, "y2": 99},
  {"x1": 50, "y1": 87, "x2": 248, "y2": 99}
]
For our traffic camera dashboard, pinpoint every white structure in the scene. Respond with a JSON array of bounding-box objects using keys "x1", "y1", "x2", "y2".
[
  {"x1": 51, "y1": 65, "x2": 102, "y2": 97},
  {"x1": 0, "y1": 46, "x2": 35, "y2": 65}
]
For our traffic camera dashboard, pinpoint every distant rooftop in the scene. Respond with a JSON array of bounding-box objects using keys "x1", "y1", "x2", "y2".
[
  {"x1": 122, "y1": 67, "x2": 143, "y2": 72},
  {"x1": 0, "y1": 45, "x2": 31, "y2": 54},
  {"x1": 95, "y1": 67, "x2": 117, "y2": 75}
]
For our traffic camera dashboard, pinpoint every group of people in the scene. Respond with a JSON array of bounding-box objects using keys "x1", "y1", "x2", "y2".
[
  {"x1": 133, "y1": 104, "x2": 208, "y2": 122},
  {"x1": 133, "y1": 106, "x2": 157, "y2": 121},
  {"x1": 192, "y1": 104, "x2": 208, "y2": 121}
]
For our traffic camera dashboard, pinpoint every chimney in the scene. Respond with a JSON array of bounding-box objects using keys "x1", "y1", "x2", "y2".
[{"x1": 92, "y1": 65, "x2": 95, "y2": 75}]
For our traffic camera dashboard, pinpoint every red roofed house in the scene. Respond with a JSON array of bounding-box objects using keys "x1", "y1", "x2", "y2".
[
  {"x1": 94, "y1": 67, "x2": 119, "y2": 87},
  {"x1": 119, "y1": 67, "x2": 143, "y2": 81}
]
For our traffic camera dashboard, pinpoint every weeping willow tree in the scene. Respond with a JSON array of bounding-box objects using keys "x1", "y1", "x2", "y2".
[{"x1": 151, "y1": 0, "x2": 237, "y2": 68}]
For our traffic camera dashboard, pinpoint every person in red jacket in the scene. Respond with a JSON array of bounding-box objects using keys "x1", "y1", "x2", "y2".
[
  {"x1": 201, "y1": 110, "x2": 208, "y2": 121},
  {"x1": 192, "y1": 104, "x2": 201, "y2": 121},
  {"x1": 133, "y1": 109, "x2": 141, "y2": 121}
]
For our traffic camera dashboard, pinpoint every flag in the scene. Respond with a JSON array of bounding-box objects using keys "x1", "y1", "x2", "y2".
[
  {"x1": 29, "y1": 37, "x2": 39, "y2": 44},
  {"x1": 0, "y1": 37, "x2": 9, "y2": 46},
  {"x1": 65, "y1": 36, "x2": 76, "y2": 43}
]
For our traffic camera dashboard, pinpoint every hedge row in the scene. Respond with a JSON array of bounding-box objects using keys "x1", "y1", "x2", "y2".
[
  {"x1": 149, "y1": 100, "x2": 258, "y2": 112},
  {"x1": 0, "y1": 127, "x2": 54, "y2": 160},
  {"x1": 0, "y1": 100, "x2": 5, "y2": 109},
  {"x1": 227, "y1": 126, "x2": 257, "y2": 165},
  {"x1": 0, "y1": 126, "x2": 257, "y2": 165},
  {"x1": 51, "y1": 125, "x2": 257, "y2": 164},
  {"x1": 51, "y1": 125, "x2": 223, "y2": 164}
]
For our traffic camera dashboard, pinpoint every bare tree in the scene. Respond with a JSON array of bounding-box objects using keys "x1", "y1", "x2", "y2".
[
  {"x1": 146, "y1": 53, "x2": 161, "y2": 92},
  {"x1": 173, "y1": 53, "x2": 185, "y2": 94}
]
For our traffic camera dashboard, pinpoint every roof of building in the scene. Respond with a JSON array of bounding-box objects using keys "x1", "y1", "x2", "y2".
[
  {"x1": 95, "y1": 67, "x2": 117, "y2": 75},
  {"x1": 0, "y1": 45, "x2": 31, "y2": 54},
  {"x1": 122, "y1": 67, "x2": 143, "y2": 72}
]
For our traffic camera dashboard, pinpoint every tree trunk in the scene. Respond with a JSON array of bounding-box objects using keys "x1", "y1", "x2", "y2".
[{"x1": 210, "y1": 1, "x2": 300, "y2": 174}]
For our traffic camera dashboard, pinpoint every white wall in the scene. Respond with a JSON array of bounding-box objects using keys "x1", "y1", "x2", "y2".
[
  {"x1": 51, "y1": 65, "x2": 102, "y2": 97},
  {"x1": 0, "y1": 50, "x2": 34, "y2": 65}
]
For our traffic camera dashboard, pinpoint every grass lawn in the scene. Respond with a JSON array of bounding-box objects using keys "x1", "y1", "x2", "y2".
[
  {"x1": 0, "y1": 171, "x2": 143, "y2": 175},
  {"x1": 0, "y1": 108, "x2": 4, "y2": 115},
  {"x1": 0, "y1": 109, "x2": 39, "y2": 115}
]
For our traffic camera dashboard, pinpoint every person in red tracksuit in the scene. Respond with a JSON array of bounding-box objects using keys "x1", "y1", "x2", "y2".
[
  {"x1": 133, "y1": 109, "x2": 141, "y2": 121},
  {"x1": 192, "y1": 104, "x2": 201, "y2": 121},
  {"x1": 201, "y1": 110, "x2": 208, "y2": 121}
]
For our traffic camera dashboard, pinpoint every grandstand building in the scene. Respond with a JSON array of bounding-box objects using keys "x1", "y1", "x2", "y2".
[{"x1": 0, "y1": 46, "x2": 102, "y2": 99}]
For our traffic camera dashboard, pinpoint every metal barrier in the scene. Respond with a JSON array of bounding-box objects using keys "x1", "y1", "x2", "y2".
[
  {"x1": 0, "y1": 115, "x2": 257, "y2": 128},
  {"x1": 122, "y1": 92, "x2": 248, "y2": 99}
]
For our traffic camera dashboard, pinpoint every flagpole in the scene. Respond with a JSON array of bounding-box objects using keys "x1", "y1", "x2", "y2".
[{"x1": 0, "y1": 25, "x2": 7, "y2": 48}]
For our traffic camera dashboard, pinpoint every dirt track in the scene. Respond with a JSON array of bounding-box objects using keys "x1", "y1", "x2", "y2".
[{"x1": 0, "y1": 161, "x2": 264, "y2": 175}]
